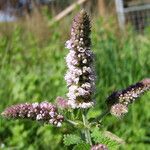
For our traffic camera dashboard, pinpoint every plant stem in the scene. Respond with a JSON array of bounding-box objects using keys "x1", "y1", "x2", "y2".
[
  {"x1": 65, "y1": 117, "x2": 79, "y2": 126},
  {"x1": 82, "y1": 109, "x2": 92, "y2": 146},
  {"x1": 93, "y1": 109, "x2": 109, "y2": 122}
]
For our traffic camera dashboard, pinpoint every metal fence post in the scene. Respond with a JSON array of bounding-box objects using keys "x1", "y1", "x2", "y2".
[{"x1": 115, "y1": 0, "x2": 125, "y2": 30}]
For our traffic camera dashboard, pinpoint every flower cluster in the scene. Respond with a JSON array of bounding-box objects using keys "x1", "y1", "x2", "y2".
[
  {"x1": 107, "y1": 78, "x2": 150, "y2": 117},
  {"x1": 65, "y1": 10, "x2": 96, "y2": 109},
  {"x1": 91, "y1": 144, "x2": 108, "y2": 150},
  {"x1": 56, "y1": 96, "x2": 70, "y2": 109},
  {"x1": 1, "y1": 101, "x2": 64, "y2": 127}
]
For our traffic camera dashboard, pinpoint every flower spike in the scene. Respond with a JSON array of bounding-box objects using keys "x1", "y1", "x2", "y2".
[
  {"x1": 65, "y1": 10, "x2": 96, "y2": 109},
  {"x1": 1, "y1": 101, "x2": 64, "y2": 127},
  {"x1": 107, "y1": 78, "x2": 150, "y2": 117}
]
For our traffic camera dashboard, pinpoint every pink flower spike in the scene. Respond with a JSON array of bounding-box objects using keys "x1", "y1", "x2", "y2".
[
  {"x1": 65, "y1": 10, "x2": 96, "y2": 109},
  {"x1": 1, "y1": 101, "x2": 64, "y2": 127}
]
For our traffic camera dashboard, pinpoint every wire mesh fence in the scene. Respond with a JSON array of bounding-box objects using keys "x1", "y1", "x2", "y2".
[{"x1": 115, "y1": 0, "x2": 150, "y2": 32}]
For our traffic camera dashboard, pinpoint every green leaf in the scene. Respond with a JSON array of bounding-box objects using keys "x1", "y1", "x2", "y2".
[
  {"x1": 73, "y1": 142, "x2": 90, "y2": 150},
  {"x1": 63, "y1": 134, "x2": 82, "y2": 146},
  {"x1": 87, "y1": 108, "x2": 101, "y2": 120},
  {"x1": 91, "y1": 127, "x2": 120, "y2": 150}
]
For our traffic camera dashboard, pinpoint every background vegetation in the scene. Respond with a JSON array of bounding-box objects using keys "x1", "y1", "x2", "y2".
[{"x1": 0, "y1": 9, "x2": 150, "y2": 150}]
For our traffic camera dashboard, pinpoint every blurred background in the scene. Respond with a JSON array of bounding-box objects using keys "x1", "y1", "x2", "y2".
[{"x1": 0, "y1": 0, "x2": 150, "y2": 149}]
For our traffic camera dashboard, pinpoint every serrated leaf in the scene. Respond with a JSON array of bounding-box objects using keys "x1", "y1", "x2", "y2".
[
  {"x1": 63, "y1": 134, "x2": 82, "y2": 146},
  {"x1": 91, "y1": 127, "x2": 119, "y2": 150},
  {"x1": 73, "y1": 142, "x2": 90, "y2": 150},
  {"x1": 103, "y1": 131, "x2": 125, "y2": 144}
]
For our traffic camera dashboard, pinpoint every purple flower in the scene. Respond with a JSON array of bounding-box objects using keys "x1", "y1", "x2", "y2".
[
  {"x1": 91, "y1": 144, "x2": 108, "y2": 150},
  {"x1": 107, "y1": 78, "x2": 150, "y2": 117},
  {"x1": 110, "y1": 103, "x2": 128, "y2": 117},
  {"x1": 56, "y1": 97, "x2": 70, "y2": 109},
  {"x1": 1, "y1": 101, "x2": 64, "y2": 127},
  {"x1": 65, "y1": 10, "x2": 96, "y2": 109}
]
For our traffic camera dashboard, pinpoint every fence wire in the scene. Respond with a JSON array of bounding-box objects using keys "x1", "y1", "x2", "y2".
[{"x1": 115, "y1": 0, "x2": 150, "y2": 32}]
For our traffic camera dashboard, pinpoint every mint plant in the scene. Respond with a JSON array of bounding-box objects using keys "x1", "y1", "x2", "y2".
[{"x1": 1, "y1": 10, "x2": 150, "y2": 150}]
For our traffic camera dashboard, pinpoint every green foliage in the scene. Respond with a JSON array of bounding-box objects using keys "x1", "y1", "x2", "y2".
[
  {"x1": 87, "y1": 108, "x2": 102, "y2": 120},
  {"x1": 91, "y1": 127, "x2": 119, "y2": 150},
  {"x1": 73, "y1": 142, "x2": 90, "y2": 150},
  {"x1": 63, "y1": 134, "x2": 82, "y2": 146}
]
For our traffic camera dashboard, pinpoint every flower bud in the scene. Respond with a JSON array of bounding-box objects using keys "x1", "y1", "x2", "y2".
[
  {"x1": 56, "y1": 97, "x2": 70, "y2": 109},
  {"x1": 91, "y1": 144, "x2": 108, "y2": 150}
]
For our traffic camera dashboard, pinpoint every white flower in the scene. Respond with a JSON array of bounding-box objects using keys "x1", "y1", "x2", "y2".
[
  {"x1": 66, "y1": 51, "x2": 78, "y2": 66},
  {"x1": 78, "y1": 48, "x2": 85, "y2": 52},
  {"x1": 57, "y1": 122, "x2": 62, "y2": 127},
  {"x1": 77, "y1": 87, "x2": 90, "y2": 96},
  {"x1": 65, "y1": 40, "x2": 72, "y2": 49},
  {"x1": 49, "y1": 111, "x2": 55, "y2": 117},
  {"x1": 78, "y1": 102, "x2": 94, "y2": 108},
  {"x1": 82, "y1": 59, "x2": 87, "y2": 64},
  {"x1": 81, "y1": 83, "x2": 91, "y2": 90},
  {"x1": 32, "y1": 102, "x2": 39, "y2": 108},
  {"x1": 65, "y1": 71, "x2": 80, "y2": 85},
  {"x1": 36, "y1": 114, "x2": 42, "y2": 120},
  {"x1": 83, "y1": 66, "x2": 92, "y2": 73}
]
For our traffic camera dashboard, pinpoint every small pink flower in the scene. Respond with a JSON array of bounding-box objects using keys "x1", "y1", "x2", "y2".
[
  {"x1": 110, "y1": 103, "x2": 128, "y2": 117},
  {"x1": 56, "y1": 97, "x2": 70, "y2": 109},
  {"x1": 91, "y1": 144, "x2": 108, "y2": 150}
]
